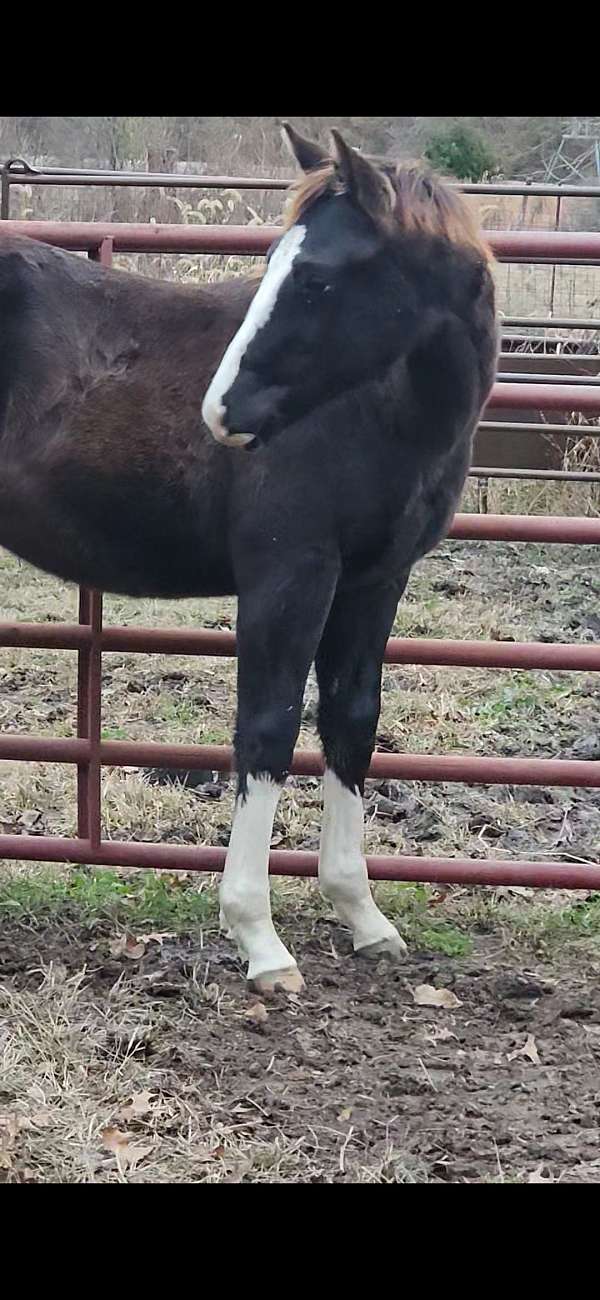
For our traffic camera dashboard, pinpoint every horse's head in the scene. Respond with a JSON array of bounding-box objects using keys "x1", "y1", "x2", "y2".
[{"x1": 202, "y1": 124, "x2": 492, "y2": 450}]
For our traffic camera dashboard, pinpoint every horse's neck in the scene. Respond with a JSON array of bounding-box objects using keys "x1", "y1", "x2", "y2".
[{"x1": 199, "y1": 273, "x2": 261, "y2": 322}]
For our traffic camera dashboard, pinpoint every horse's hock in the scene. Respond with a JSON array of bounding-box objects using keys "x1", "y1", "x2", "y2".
[{"x1": 1, "y1": 218, "x2": 600, "y2": 891}]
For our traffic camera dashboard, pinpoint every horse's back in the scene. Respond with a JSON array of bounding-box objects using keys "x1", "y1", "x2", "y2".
[
  {"x1": 0, "y1": 234, "x2": 258, "y2": 597},
  {"x1": 0, "y1": 232, "x2": 259, "y2": 418}
]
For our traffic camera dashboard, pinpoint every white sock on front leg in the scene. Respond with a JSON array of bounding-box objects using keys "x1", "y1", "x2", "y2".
[
  {"x1": 220, "y1": 775, "x2": 304, "y2": 991},
  {"x1": 319, "y1": 768, "x2": 407, "y2": 956}
]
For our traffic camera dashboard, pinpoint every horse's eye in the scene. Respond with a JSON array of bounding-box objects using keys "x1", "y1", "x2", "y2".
[{"x1": 294, "y1": 266, "x2": 332, "y2": 299}]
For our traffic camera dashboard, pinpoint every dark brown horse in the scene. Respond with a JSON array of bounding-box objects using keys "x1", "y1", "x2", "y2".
[{"x1": 0, "y1": 125, "x2": 498, "y2": 993}]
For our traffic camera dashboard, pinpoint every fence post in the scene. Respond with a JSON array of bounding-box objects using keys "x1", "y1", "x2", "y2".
[
  {"x1": 548, "y1": 194, "x2": 563, "y2": 319},
  {"x1": 75, "y1": 236, "x2": 113, "y2": 847},
  {"x1": 0, "y1": 165, "x2": 10, "y2": 220}
]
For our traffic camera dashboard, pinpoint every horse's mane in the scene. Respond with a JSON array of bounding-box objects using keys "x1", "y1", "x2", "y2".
[{"x1": 283, "y1": 159, "x2": 493, "y2": 263}]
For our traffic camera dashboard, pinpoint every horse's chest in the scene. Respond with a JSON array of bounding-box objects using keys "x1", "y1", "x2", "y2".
[{"x1": 340, "y1": 458, "x2": 457, "y2": 588}]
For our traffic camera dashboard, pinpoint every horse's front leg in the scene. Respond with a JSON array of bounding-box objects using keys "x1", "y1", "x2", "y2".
[
  {"x1": 221, "y1": 551, "x2": 338, "y2": 994},
  {"x1": 316, "y1": 580, "x2": 408, "y2": 959}
]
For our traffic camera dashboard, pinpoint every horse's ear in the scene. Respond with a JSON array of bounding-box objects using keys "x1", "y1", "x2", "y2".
[
  {"x1": 280, "y1": 122, "x2": 329, "y2": 173},
  {"x1": 330, "y1": 128, "x2": 395, "y2": 222}
]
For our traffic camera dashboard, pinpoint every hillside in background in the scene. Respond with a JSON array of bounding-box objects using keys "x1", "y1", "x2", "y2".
[{"x1": 0, "y1": 116, "x2": 580, "y2": 180}]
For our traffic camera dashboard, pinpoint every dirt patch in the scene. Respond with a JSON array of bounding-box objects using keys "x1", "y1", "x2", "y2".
[{"x1": 2, "y1": 909, "x2": 600, "y2": 1183}]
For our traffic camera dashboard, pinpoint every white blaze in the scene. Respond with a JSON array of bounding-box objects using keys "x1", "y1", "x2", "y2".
[{"x1": 202, "y1": 224, "x2": 306, "y2": 445}]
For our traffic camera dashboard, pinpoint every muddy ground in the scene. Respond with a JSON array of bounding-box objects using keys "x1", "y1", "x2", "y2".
[{"x1": 2, "y1": 906, "x2": 600, "y2": 1183}]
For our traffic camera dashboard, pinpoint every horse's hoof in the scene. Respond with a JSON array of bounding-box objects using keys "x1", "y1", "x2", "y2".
[
  {"x1": 355, "y1": 931, "x2": 408, "y2": 961},
  {"x1": 250, "y1": 965, "x2": 305, "y2": 995}
]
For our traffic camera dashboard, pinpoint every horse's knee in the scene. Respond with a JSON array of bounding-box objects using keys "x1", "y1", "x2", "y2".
[
  {"x1": 318, "y1": 685, "x2": 380, "y2": 788},
  {"x1": 345, "y1": 690, "x2": 381, "y2": 743},
  {"x1": 235, "y1": 705, "x2": 300, "y2": 785}
]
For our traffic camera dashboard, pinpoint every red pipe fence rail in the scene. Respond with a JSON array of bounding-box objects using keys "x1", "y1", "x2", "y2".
[
  {"x1": 3, "y1": 219, "x2": 600, "y2": 263},
  {"x1": 1, "y1": 222, "x2": 600, "y2": 890}
]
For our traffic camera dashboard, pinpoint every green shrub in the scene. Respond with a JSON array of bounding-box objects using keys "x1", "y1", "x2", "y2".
[{"x1": 424, "y1": 124, "x2": 497, "y2": 182}]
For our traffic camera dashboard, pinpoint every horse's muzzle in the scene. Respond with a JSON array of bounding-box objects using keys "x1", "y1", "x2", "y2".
[{"x1": 219, "y1": 380, "x2": 287, "y2": 449}]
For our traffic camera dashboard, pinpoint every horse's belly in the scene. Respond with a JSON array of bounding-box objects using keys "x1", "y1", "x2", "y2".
[{"x1": 0, "y1": 477, "x2": 235, "y2": 598}]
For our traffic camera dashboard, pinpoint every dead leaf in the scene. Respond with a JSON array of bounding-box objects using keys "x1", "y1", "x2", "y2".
[
  {"x1": 552, "y1": 809, "x2": 573, "y2": 848},
  {"x1": 137, "y1": 931, "x2": 176, "y2": 946},
  {"x1": 109, "y1": 933, "x2": 146, "y2": 960},
  {"x1": 244, "y1": 1001, "x2": 268, "y2": 1025},
  {"x1": 211, "y1": 1144, "x2": 226, "y2": 1160},
  {"x1": 0, "y1": 1112, "x2": 26, "y2": 1138},
  {"x1": 528, "y1": 1163, "x2": 554, "y2": 1184},
  {"x1": 201, "y1": 982, "x2": 220, "y2": 1003},
  {"x1": 31, "y1": 1110, "x2": 53, "y2": 1128},
  {"x1": 423, "y1": 1025, "x2": 458, "y2": 1044},
  {"x1": 119, "y1": 1090, "x2": 157, "y2": 1121},
  {"x1": 15, "y1": 1111, "x2": 53, "y2": 1131},
  {"x1": 101, "y1": 1125, "x2": 129, "y2": 1152},
  {"x1": 413, "y1": 984, "x2": 462, "y2": 1009},
  {"x1": 20, "y1": 808, "x2": 43, "y2": 830},
  {"x1": 101, "y1": 1126, "x2": 154, "y2": 1171},
  {"x1": 508, "y1": 1033, "x2": 540, "y2": 1065},
  {"x1": 427, "y1": 886, "x2": 451, "y2": 907}
]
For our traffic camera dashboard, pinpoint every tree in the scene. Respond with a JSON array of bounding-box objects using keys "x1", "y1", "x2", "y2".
[{"x1": 424, "y1": 123, "x2": 497, "y2": 182}]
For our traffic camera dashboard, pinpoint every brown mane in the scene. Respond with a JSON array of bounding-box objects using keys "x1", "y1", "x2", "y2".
[{"x1": 283, "y1": 159, "x2": 493, "y2": 263}]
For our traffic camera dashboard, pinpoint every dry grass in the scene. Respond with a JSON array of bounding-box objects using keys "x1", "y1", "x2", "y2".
[
  {"x1": 2, "y1": 870, "x2": 600, "y2": 1183},
  {"x1": 0, "y1": 943, "x2": 436, "y2": 1184},
  {"x1": 0, "y1": 958, "x2": 317, "y2": 1184}
]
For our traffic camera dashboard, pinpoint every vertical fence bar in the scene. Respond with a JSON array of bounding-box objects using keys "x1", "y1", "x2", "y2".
[
  {"x1": 93, "y1": 235, "x2": 114, "y2": 267},
  {"x1": 548, "y1": 195, "x2": 562, "y2": 319},
  {"x1": 75, "y1": 237, "x2": 112, "y2": 846},
  {"x1": 76, "y1": 588, "x2": 103, "y2": 846},
  {"x1": 0, "y1": 166, "x2": 10, "y2": 220}
]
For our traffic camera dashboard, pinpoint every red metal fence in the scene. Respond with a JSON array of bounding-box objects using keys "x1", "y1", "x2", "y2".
[{"x1": 1, "y1": 221, "x2": 600, "y2": 890}]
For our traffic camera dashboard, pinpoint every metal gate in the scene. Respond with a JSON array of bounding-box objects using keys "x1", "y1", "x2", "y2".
[{"x1": 1, "y1": 219, "x2": 600, "y2": 889}]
